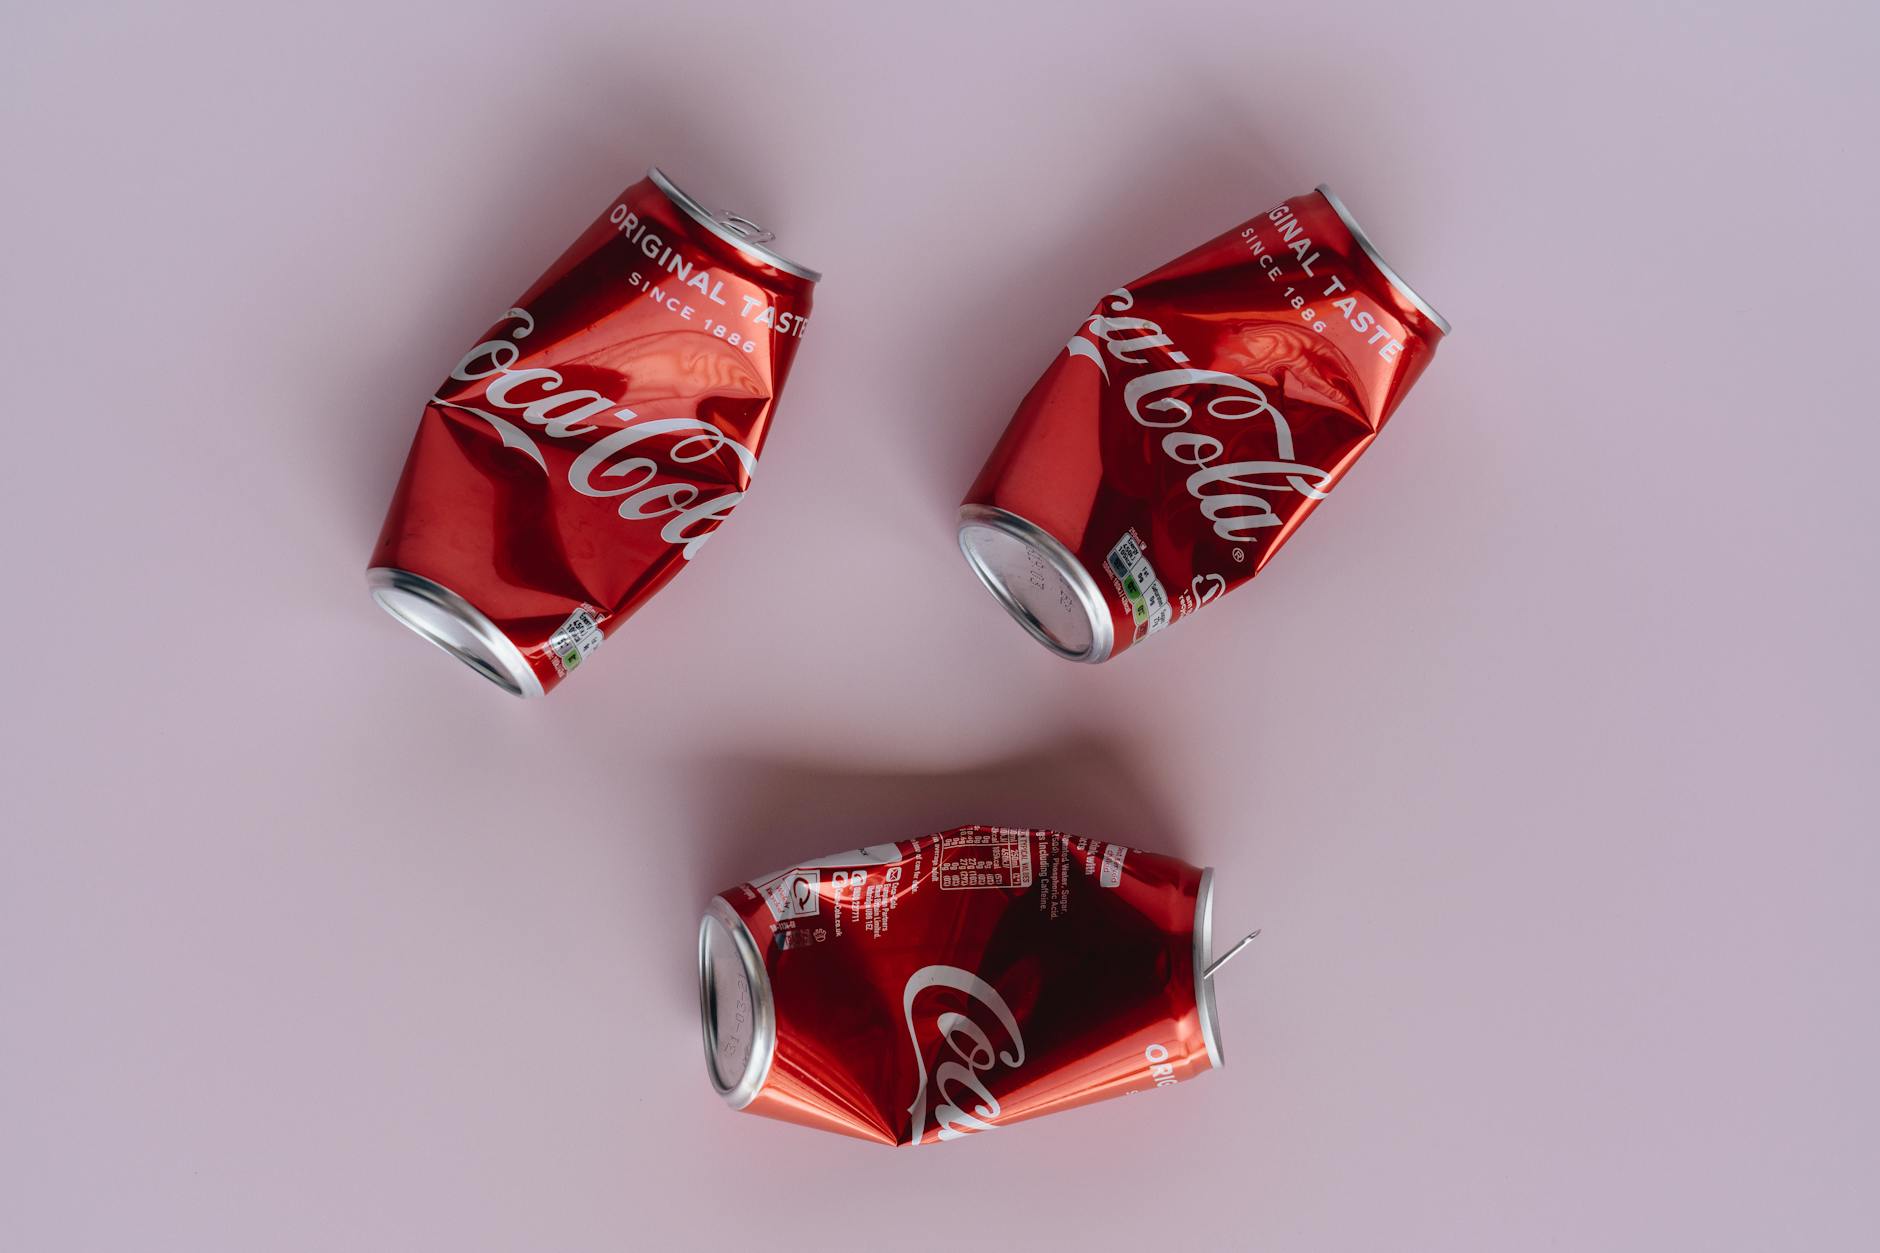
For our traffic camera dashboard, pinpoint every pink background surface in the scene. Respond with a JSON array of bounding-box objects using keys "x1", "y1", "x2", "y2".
[{"x1": 4, "y1": 2, "x2": 1875, "y2": 1249}]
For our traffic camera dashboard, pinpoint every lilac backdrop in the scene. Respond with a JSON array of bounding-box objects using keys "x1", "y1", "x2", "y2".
[{"x1": 3, "y1": 2, "x2": 1875, "y2": 1249}]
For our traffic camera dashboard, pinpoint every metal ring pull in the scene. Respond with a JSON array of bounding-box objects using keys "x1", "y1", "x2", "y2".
[
  {"x1": 713, "y1": 211, "x2": 775, "y2": 246},
  {"x1": 1203, "y1": 929, "x2": 1260, "y2": 980}
]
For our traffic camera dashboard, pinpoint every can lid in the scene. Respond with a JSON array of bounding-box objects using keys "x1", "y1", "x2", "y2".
[
  {"x1": 1194, "y1": 868, "x2": 1226, "y2": 1069},
  {"x1": 957, "y1": 505, "x2": 1115, "y2": 664},
  {"x1": 1314, "y1": 184, "x2": 1452, "y2": 337},
  {"x1": 648, "y1": 167, "x2": 822, "y2": 283},
  {"x1": 698, "y1": 899, "x2": 775, "y2": 1109},
  {"x1": 367, "y1": 567, "x2": 544, "y2": 698}
]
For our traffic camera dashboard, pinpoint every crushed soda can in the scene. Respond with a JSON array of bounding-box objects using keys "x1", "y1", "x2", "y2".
[
  {"x1": 960, "y1": 185, "x2": 1448, "y2": 662},
  {"x1": 370, "y1": 167, "x2": 818, "y2": 695},
  {"x1": 700, "y1": 828, "x2": 1256, "y2": 1145}
]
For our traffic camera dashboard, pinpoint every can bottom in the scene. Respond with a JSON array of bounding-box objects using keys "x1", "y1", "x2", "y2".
[
  {"x1": 366, "y1": 568, "x2": 543, "y2": 698},
  {"x1": 956, "y1": 505, "x2": 1114, "y2": 663},
  {"x1": 699, "y1": 900, "x2": 775, "y2": 1109}
]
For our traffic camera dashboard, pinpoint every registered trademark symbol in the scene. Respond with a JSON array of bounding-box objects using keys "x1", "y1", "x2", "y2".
[{"x1": 1232, "y1": 547, "x2": 1246, "y2": 562}]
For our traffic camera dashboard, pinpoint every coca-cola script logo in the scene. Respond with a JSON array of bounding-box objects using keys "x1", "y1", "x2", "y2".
[
  {"x1": 902, "y1": 965, "x2": 1027, "y2": 1144},
  {"x1": 1065, "y1": 288, "x2": 1333, "y2": 547},
  {"x1": 433, "y1": 307, "x2": 759, "y2": 561}
]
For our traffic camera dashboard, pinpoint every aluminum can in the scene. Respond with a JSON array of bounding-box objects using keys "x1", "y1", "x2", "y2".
[
  {"x1": 699, "y1": 827, "x2": 1241, "y2": 1146},
  {"x1": 369, "y1": 167, "x2": 818, "y2": 695},
  {"x1": 959, "y1": 185, "x2": 1448, "y2": 662}
]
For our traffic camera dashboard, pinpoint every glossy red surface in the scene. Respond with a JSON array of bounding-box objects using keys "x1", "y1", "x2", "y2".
[
  {"x1": 964, "y1": 188, "x2": 1445, "y2": 659},
  {"x1": 371, "y1": 172, "x2": 815, "y2": 693},
  {"x1": 717, "y1": 829, "x2": 1214, "y2": 1146}
]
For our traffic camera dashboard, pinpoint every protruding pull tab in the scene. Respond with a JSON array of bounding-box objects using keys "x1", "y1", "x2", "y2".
[
  {"x1": 714, "y1": 211, "x2": 775, "y2": 246},
  {"x1": 1203, "y1": 929, "x2": 1261, "y2": 980}
]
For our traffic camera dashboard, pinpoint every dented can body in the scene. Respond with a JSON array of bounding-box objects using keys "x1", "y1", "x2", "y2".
[
  {"x1": 369, "y1": 167, "x2": 817, "y2": 695},
  {"x1": 699, "y1": 828, "x2": 1225, "y2": 1146},
  {"x1": 959, "y1": 185, "x2": 1448, "y2": 662}
]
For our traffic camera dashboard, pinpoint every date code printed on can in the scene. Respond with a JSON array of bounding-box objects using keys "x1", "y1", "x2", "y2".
[{"x1": 939, "y1": 826, "x2": 1034, "y2": 890}]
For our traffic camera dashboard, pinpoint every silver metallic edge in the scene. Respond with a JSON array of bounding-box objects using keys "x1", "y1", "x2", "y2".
[
  {"x1": 648, "y1": 167, "x2": 822, "y2": 283},
  {"x1": 1315, "y1": 184, "x2": 1452, "y2": 337},
  {"x1": 698, "y1": 898, "x2": 777, "y2": 1110},
  {"x1": 366, "y1": 567, "x2": 544, "y2": 698},
  {"x1": 1194, "y1": 867, "x2": 1225, "y2": 1070},
  {"x1": 956, "y1": 504, "x2": 1114, "y2": 664}
]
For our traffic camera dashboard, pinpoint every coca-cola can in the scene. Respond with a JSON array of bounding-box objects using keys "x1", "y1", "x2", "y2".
[
  {"x1": 698, "y1": 828, "x2": 1253, "y2": 1146},
  {"x1": 369, "y1": 167, "x2": 819, "y2": 696},
  {"x1": 959, "y1": 185, "x2": 1449, "y2": 662}
]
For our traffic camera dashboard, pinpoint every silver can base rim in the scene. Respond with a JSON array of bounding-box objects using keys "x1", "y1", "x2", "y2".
[
  {"x1": 957, "y1": 505, "x2": 1114, "y2": 664},
  {"x1": 698, "y1": 900, "x2": 776, "y2": 1109},
  {"x1": 367, "y1": 567, "x2": 543, "y2": 698}
]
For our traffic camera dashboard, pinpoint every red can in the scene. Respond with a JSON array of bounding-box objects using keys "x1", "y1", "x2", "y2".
[
  {"x1": 369, "y1": 168, "x2": 818, "y2": 696},
  {"x1": 959, "y1": 185, "x2": 1448, "y2": 662},
  {"x1": 699, "y1": 828, "x2": 1253, "y2": 1146}
]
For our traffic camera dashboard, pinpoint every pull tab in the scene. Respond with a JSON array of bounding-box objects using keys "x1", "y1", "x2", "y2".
[
  {"x1": 1203, "y1": 929, "x2": 1261, "y2": 980},
  {"x1": 713, "y1": 211, "x2": 775, "y2": 246}
]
